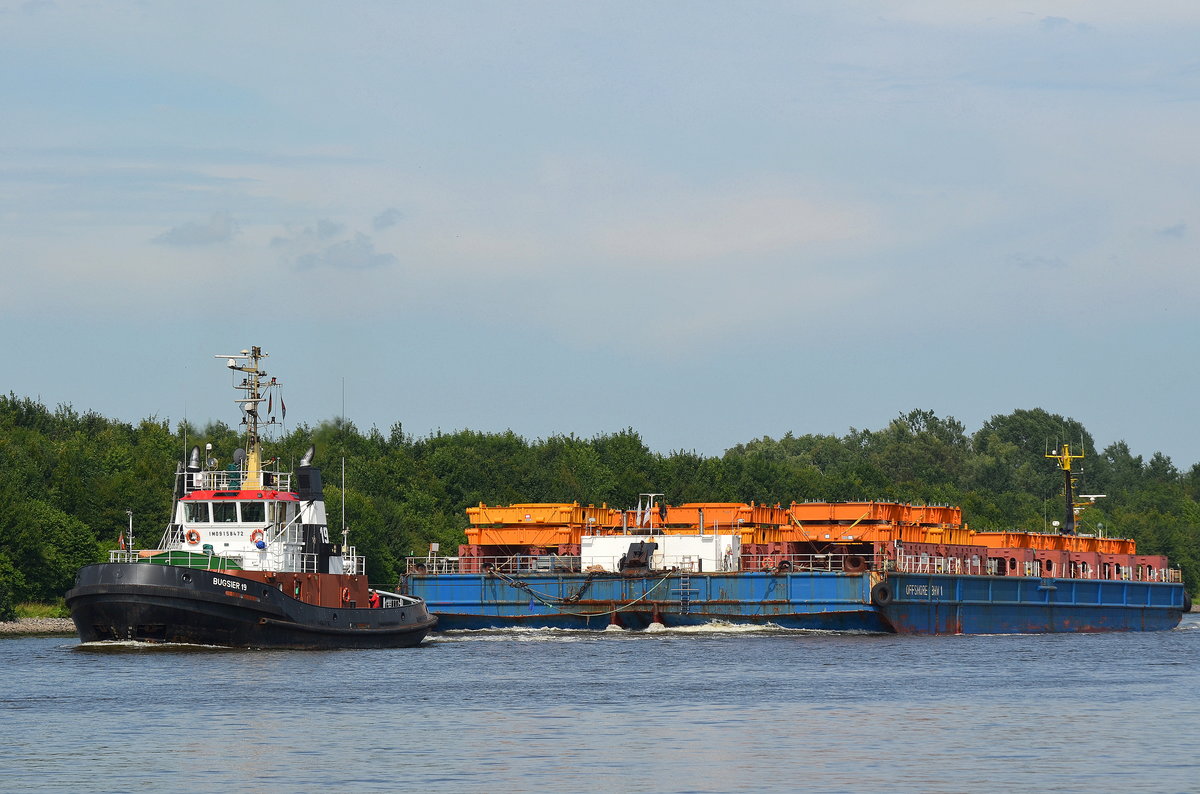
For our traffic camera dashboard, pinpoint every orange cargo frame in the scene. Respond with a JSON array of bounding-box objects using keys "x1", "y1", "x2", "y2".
[{"x1": 460, "y1": 500, "x2": 1140, "y2": 557}]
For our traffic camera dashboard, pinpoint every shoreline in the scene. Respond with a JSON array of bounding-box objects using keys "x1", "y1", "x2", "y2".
[{"x1": 0, "y1": 618, "x2": 76, "y2": 637}]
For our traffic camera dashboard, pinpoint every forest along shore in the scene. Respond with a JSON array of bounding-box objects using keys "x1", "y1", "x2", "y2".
[{"x1": 0, "y1": 618, "x2": 75, "y2": 636}]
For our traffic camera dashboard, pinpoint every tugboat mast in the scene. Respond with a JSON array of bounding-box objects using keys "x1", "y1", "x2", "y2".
[
  {"x1": 215, "y1": 346, "x2": 271, "y2": 490},
  {"x1": 1046, "y1": 443, "x2": 1084, "y2": 535}
]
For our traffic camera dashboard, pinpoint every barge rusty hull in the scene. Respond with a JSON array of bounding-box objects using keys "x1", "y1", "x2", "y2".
[{"x1": 406, "y1": 570, "x2": 1186, "y2": 634}]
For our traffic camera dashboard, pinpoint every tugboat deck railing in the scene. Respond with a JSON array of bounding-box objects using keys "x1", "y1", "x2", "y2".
[
  {"x1": 180, "y1": 469, "x2": 292, "y2": 493},
  {"x1": 108, "y1": 549, "x2": 245, "y2": 571},
  {"x1": 374, "y1": 589, "x2": 423, "y2": 609},
  {"x1": 109, "y1": 548, "x2": 365, "y2": 575}
]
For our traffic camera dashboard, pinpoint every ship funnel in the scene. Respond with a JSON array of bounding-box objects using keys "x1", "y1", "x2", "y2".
[{"x1": 296, "y1": 445, "x2": 323, "y2": 501}]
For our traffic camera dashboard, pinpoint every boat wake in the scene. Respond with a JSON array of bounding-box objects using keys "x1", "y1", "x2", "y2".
[
  {"x1": 73, "y1": 640, "x2": 246, "y2": 653},
  {"x1": 433, "y1": 621, "x2": 879, "y2": 641}
]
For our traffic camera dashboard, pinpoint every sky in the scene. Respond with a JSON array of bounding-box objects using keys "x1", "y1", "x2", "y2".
[{"x1": 2, "y1": 1, "x2": 1199, "y2": 468}]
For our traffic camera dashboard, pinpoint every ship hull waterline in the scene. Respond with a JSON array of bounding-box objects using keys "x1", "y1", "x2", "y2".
[
  {"x1": 406, "y1": 570, "x2": 1186, "y2": 635},
  {"x1": 67, "y1": 563, "x2": 437, "y2": 649}
]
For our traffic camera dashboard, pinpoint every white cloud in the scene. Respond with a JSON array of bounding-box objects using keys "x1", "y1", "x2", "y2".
[
  {"x1": 272, "y1": 220, "x2": 397, "y2": 272},
  {"x1": 582, "y1": 188, "x2": 871, "y2": 267},
  {"x1": 153, "y1": 211, "x2": 238, "y2": 246},
  {"x1": 879, "y1": 1, "x2": 1200, "y2": 27},
  {"x1": 296, "y1": 232, "x2": 396, "y2": 271},
  {"x1": 373, "y1": 207, "x2": 402, "y2": 230}
]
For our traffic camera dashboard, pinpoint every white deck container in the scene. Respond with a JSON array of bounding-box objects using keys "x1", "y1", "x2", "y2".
[{"x1": 580, "y1": 534, "x2": 741, "y2": 572}]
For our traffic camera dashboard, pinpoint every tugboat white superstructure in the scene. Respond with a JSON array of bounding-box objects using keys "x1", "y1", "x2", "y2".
[{"x1": 67, "y1": 346, "x2": 436, "y2": 648}]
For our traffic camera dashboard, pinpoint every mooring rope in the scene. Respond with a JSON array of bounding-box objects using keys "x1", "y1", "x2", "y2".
[{"x1": 488, "y1": 568, "x2": 677, "y2": 617}]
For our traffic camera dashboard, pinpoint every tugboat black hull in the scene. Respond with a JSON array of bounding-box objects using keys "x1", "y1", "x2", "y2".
[{"x1": 66, "y1": 564, "x2": 436, "y2": 649}]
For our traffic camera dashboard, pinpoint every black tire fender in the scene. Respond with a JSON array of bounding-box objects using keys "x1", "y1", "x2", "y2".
[{"x1": 871, "y1": 581, "x2": 893, "y2": 606}]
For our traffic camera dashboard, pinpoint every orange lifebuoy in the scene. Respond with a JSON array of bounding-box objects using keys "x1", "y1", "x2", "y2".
[
  {"x1": 185, "y1": 529, "x2": 201, "y2": 545},
  {"x1": 341, "y1": 587, "x2": 351, "y2": 603},
  {"x1": 250, "y1": 529, "x2": 264, "y2": 544}
]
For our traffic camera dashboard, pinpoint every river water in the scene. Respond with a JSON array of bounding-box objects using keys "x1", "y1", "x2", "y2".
[{"x1": 4, "y1": 616, "x2": 1198, "y2": 793}]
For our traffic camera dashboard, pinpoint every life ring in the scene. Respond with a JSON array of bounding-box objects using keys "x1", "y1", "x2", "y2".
[
  {"x1": 185, "y1": 529, "x2": 201, "y2": 545},
  {"x1": 249, "y1": 529, "x2": 264, "y2": 544},
  {"x1": 843, "y1": 555, "x2": 868, "y2": 574},
  {"x1": 871, "y1": 582, "x2": 892, "y2": 606},
  {"x1": 341, "y1": 587, "x2": 351, "y2": 603}
]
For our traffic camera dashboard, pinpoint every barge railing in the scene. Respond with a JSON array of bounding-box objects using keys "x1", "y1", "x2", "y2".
[
  {"x1": 404, "y1": 551, "x2": 1182, "y2": 584},
  {"x1": 892, "y1": 550, "x2": 1180, "y2": 583},
  {"x1": 405, "y1": 551, "x2": 887, "y2": 575}
]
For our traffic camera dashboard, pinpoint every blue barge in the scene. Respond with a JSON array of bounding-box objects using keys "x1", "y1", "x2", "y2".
[
  {"x1": 404, "y1": 566, "x2": 1187, "y2": 634},
  {"x1": 878, "y1": 572, "x2": 1186, "y2": 634},
  {"x1": 404, "y1": 446, "x2": 1190, "y2": 635}
]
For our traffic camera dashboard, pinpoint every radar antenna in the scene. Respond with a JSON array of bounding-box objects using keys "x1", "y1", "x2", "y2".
[
  {"x1": 1046, "y1": 443, "x2": 1085, "y2": 535},
  {"x1": 214, "y1": 346, "x2": 278, "y2": 489}
]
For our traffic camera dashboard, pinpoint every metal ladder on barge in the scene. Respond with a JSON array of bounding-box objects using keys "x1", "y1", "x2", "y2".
[{"x1": 671, "y1": 568, "x2": 699, "y2": 615}]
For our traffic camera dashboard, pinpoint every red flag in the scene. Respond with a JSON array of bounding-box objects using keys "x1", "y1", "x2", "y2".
[
  {"x1": 118, "y1": 532, "x2": 125, "y2": 550},
  {"x1": 281, "y1": 396, "x2": 286, "y2": 420},
  {"x1": 268, "y1": 393, "x2": 273, "y2": 415}
]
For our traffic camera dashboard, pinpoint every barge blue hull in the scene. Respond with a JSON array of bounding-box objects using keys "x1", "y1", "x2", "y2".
[
  {"x1": 409, "y1": 570, "x2": 886, "y2": 631},
  {"x1": 405, "y1": 570, "x2": 1186, "y2": 634},
  {"x1": 878, "y1": 572, "x2": 1186, "y2": 634}
]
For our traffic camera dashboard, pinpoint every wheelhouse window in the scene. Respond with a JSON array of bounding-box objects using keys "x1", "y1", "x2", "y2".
[
  {"x1": 241, "y1": 502, "x2": 266, "y2": 522},
  {"x1": 212, "y1": 501, "x2": 238, "y2": 523},
  {"x1": 184, "y1": 502, "x2": 209, "y2": 523}
]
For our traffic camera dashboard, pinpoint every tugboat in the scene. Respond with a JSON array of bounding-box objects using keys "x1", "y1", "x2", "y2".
[{"x1": 66, "y1": 346, "x2": 436, "y2": 648}]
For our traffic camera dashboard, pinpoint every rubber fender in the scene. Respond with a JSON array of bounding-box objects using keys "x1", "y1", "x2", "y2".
[
  {"x1": 1185, "y1": 592, "x2": 1193, "y2": 613},
  {"x1": 871, "y1": 581, "x2": 892, "y2": 606}
]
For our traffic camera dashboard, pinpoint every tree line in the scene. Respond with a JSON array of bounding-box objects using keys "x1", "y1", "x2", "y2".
[{"x1": 1, "y1": 395, "x2": 1196, "y2": 619}]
